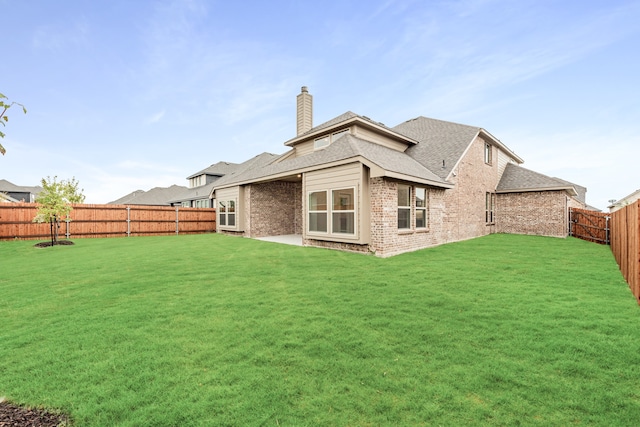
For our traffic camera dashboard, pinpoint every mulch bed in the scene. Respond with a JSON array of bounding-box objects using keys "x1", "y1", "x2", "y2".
[
  {"x1": 33, "y1": 240, "x2": 75, "y2": 248},
  {"x1": 0, "y1": 400, "x2": 70, "y2": 427}
]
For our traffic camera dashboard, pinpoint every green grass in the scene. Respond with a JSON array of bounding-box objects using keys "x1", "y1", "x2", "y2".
[{"x1": 1, "y1": 233, "x2": 639, "y2": 426}]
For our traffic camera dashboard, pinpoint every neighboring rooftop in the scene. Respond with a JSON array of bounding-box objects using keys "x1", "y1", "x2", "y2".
[
  {"x1": 108, "y1": 185, "x2": 189, "y2": 206},
  {"x1": 187, "y1": 161, "x2": 241, "y2": 180}
]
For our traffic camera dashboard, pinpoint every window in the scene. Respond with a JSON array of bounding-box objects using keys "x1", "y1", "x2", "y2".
[
  {"x1": 332, "y1": 188, "x2": 355, "y2": 234},
  {"x1": 195, "y1": 199, "x2": 210, "y2": 208},
  {"x1": 227, "y1": 200, "x2": 236, "y2": 226},
  {"x1": 398, "y1": 185, "x2": 411, "y2": 229},
  {"x1": 308, "y1": 187, "x2": 356, "y2": 236},
  {"x1": 415, "y1": 187, "x2": 427, "y2": 229},
  {"x1": 313, "y1": 129, "x2": 350, "y2": 150},
  {"x1": 219, "y1": 200, "x2": 236, "y2": 227},
  {"x1": 486, "y1": 192, "x2": 495, "y2": 223},
  {"x1": 190, "y1": 175, "x2": 205, "y2": 188},
  {"x1": 219, "y1": 201, "x2": 226, "y2": 226},
  {"x1": 308, "y1": 191, "x2": 328, "y2": 232},
  {"x1": 484, "y1": 143, "x2": 492, "y2": 164},
  {"x1": 314, "y1": 136, "x2": 330, "y2": 150}
]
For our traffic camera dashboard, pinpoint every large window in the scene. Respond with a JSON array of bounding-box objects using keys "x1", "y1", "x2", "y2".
[
  {"x1": 486, "y1": 192, "x2": 495, "y2": 224},
  {"x1": 219, "y1": 200, "x2": 236, "y2": 227},
  {"x1": 398, "y1": 185, "x2": 411, "y2": 229},
  {"x1": 415, "y1": 187, "x2": 427, "y2": 229},
  {"x1": 332, "y1": 188, "x2": 354, "y2": 234},
  {"x1": 308, "y1": 191, "x2": 328, "y2": 232},
  {"x1": 308, "y1": 187, "x2": 356, "y2": 236}
]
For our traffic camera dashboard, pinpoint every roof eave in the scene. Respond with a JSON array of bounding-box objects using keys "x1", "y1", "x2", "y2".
[
  {"x1": 496, "y1": 186, "x2": 578, "y2": 196},
  {"x1": 213, "y1": 155, "x2": 454, "y2": 193},
  {"x1": 479, "y1": 128, "x2": 524, "y2": 164},
  {"x1": 377, "y1": 171, "x2": 455, "y2": 189}
]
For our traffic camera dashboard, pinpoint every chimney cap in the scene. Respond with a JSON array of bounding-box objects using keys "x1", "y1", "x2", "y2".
[{"x1": 301, "y1": 86, "x2": 308, "y2": 93}]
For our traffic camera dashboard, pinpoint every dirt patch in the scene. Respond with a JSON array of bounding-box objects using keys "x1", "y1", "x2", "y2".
[
  {"x1": 0, "y1": 399, "x2": 70, "y2": 427},
  {"x1": 33, "y1": 240, "x2": 75, "y2": 248}
]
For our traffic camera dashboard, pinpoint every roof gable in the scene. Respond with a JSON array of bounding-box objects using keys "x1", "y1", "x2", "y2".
[
  {"x1": 394, "y1": 116, "x2": 524, "y2": 181},
  {"x1": 393, "y1": 117, "x2": 481, "y2": 180},
  {"x1": 284, "y1": 111, "x2": 418, "y2": 148}
]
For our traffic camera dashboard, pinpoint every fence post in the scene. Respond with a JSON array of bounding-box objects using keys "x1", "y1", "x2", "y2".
[
  {"x1": 65, "y1": 214, "x2": 71, "y2": 239},
  {"x1": 568, "y1": 208, "x2": 573, "y2": 236},
  {"x1": 126, "y1": 206, "x2": 131, "y2": 237},
  {"x1": 175, "y1": 207, "x2": 179, "y2": 235}
]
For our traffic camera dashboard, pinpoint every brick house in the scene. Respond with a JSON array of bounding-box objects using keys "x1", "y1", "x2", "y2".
[{"x1": 212, "y1": 87, "x2": 587, "y2": 257}]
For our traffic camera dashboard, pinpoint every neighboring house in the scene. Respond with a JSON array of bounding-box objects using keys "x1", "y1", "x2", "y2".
[
  {"x1": 1, "y1": 192, "x2": 20, "y2": 203},
  {"x1": 108, "y1": 185, "x2": 189, "y2": 206},
  {"x1": 211, "y1": 87, "x2": 588, "y2": 257},
  {"x1": 0, "y1": 179, "x2": 42, "y2": 202},
  {"x1": 609, "y1": 189, "x2": 640, "y2": 212},
  {"x1": 168, "y1": 161, "x2": 240, "y2": 208}
]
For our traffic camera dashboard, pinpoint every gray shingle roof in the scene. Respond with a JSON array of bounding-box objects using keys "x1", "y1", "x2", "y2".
[
  {"x1": 393, "y1": 116, "x2": 481, "y2": 180},
  {"x1": 212, "y1": 152, "x2": 281, "y2": 188},
  {"x1": 108, "y1": 185, "x2": 189, "y2": 205},
  {"x1": 215, "y1": 134, "x2": 450, "y2": 189},
  {"x1": 0, "y1": 179, "x2": 43, "y2": 195},
  {"x1": 168, "y1": 182, "x2": 217, "y2": 203},
  {"x1": 497, "y1": 163, "x2": 578, "y2": 196},
  {"x1": 284, "y1": 111, "x2": 410, "y2": 146},
  {"x1": 553, "y1": 177, "x2": 586, "y2": 204},
  {"x1": 186, "y1": 161, "x2": 241, "y2": 179}
]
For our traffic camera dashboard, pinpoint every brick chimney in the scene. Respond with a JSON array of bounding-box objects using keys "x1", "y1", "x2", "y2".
[{"x1": 296, "y1": 86, "x2": 313, "y2": 136}]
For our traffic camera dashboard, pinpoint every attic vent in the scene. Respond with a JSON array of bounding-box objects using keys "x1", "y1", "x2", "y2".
[{"x1": 442, "y1": 160, "x2": 446, "y2": 169}]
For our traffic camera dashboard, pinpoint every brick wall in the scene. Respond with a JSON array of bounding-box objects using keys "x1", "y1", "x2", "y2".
[
  {"x1": 368, "y1": 177, "x2": 447, "y2": 257},
  {"x1": 245, "y1": 181, "x2": 302, "y2": 238},
  {"x1": 302, "y1": 238, "x2": 371, "y2": 254},
  {"x1": 497, "y1": 191, "x2": 569, "y2": 237},
  {"x1": 440, "y1": 136, "x2": 499, "y2": 242}
]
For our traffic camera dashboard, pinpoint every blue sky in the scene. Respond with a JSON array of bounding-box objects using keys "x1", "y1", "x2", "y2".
[{"x1": 2, "y1": 0, "x2": 639, "y2": 209}]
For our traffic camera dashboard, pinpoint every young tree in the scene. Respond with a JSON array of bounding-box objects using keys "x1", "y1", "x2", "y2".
[
  {"x1": 0, "y1": 92, "x2": 27, "y2": 155},
  {"x1": 33, "y1": 176, "x2": 86, "y2": 245}
]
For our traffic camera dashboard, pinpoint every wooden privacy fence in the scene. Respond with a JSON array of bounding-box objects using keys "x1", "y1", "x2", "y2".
[
  {"x1": 0, "y1": 203, "x2": 216, "y2": 240},
  {"x1": 610, "y1": 200, "x2": 640, "y2": 303},
  {"x1": 569, "y1": 208, "x2": 610, "y2": 244}
]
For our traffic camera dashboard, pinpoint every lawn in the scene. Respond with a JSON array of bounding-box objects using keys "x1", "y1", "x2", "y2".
[{"x1": 1, "y1": 233, "x2": 639, "y2": 426}]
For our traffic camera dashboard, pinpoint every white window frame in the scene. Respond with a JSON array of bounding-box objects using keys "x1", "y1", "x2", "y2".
[
  {"x1": 307, "y1": 186, "x2": 357, "y2": 237},
  {"x1": 313, "y1": 129, "x2": 350, "y2": 151},
  {"x1": 331, "y1": 188, "x2": 355, "y2": 235},
  {"x1": 415, "y1": 187, "x2": 427, "y2": 229},
  {"x1": 218, "y1": 199, "x2": 237, "y2": 228},
  {"x1": 484, "y1": 143, "x2": 492, "y2": 165},
  {"x1": 486, "y1": 192, "x2": 495, "y2": 224},
  {"x1": 219, "y1": 201, "x2": 227, "y2": 226},
  {"x1": 398, "y1": 184, "x2": 411, "y2": 230},
  {"x1": 308, "y1": 190, "x2": 328, "y2": 233},
  {"x1": 314, "y1": 136, "x2": 330, "y2": 150}
]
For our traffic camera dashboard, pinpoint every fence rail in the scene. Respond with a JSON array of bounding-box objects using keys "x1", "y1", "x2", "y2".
[
  {"x1": 0, "y1": 203, "x2": 216, "y2": 240},
  {"x1": 569, "y1": 208, "x2": 610, "y2": 244},
  {"x1": 610, "y1": 200, "x2": 640, "y2": 303}
]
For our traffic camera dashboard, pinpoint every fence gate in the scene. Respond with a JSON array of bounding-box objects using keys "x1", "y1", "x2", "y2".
[{"x1": 569, "y1": 208, "x2": 610, "y2": 245}]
